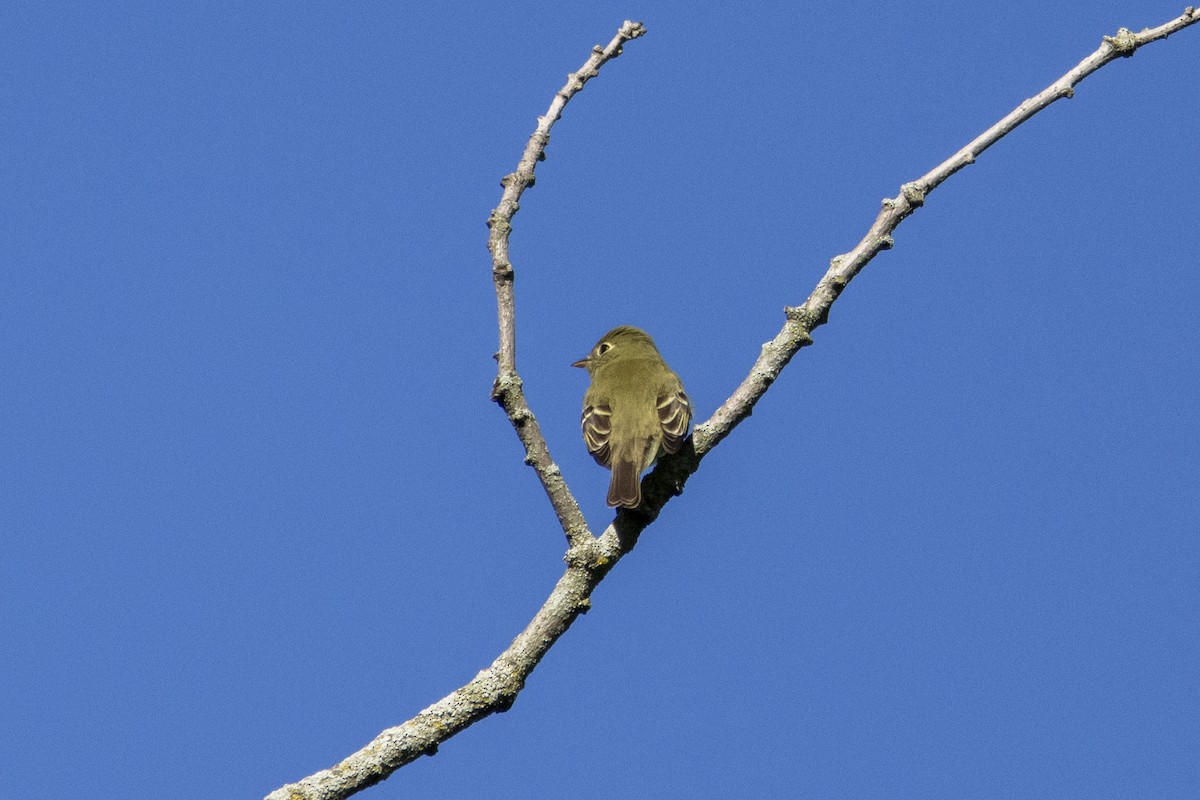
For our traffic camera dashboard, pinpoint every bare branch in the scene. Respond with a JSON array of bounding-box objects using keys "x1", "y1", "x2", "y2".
[
  {"x1": 267, "y1": 11, "x2": 1197, "y2": 800},
  {"x1": 686, "y1": 8, "x2": 1200, "y2": 461},
  {"x1": 263, "y1": 560, "x2": 608, "y2": 800},
  {"x1": 488, "y1": 20, "x2": 647, "y2": 549},
  {"x1": 266, "y1": 21, "x2": 648, "y2": 800}
]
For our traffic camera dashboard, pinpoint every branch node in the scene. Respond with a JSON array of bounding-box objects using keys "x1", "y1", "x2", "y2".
[
  {"x1": 563, "y1": 545, "x2": 588, "y2": 568},
  {"x1": 782, "y1": 311, "x2": 817, "y2": 343},
  {"x1": 1105, "y1": 27, "x2": 1138, "y2": 56},
  {"x1": 491, "y1": 372, "x2": 522, "y2": 403},
  {"x1": 901, "y1": 181, "x2": 926, "y2": 207},
  {"x1": 486, "y1": 213, "x2": 510, "y2": 235},
  {"x1": 623, "y1": 21, "x2": 647, "y2": 39},
  {"x1": 878, "y1": 234, "x2": 895, "y2": 250}
]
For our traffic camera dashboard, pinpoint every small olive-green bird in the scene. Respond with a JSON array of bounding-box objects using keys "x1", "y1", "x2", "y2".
[{"x1": 572, "y1": 326, "x2": 691, "y2": 509}]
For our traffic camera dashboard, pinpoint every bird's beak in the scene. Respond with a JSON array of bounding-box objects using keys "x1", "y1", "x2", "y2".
[{"x1": 571, "y1": 356, "x2": 590, "y2": 369}]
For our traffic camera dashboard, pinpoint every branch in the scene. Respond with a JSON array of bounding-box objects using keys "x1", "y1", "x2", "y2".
[
  {"x1": 487, "y1": 21, "x2": 647, "y2": 550},
  {"x1": 685, "y1": 8, "x2": 1200, "y2": 460},
  {"x1": 267, "y1": 10, "x2": 1197, "y2": 800},
  {"x1": 265, "y1": 21, "x2": 647, "y2": 800}
]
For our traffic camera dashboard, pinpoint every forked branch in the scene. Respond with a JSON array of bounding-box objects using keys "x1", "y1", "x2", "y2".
[{"x1": 267, "y1": 10, "x2": 1197, "y2": 800}]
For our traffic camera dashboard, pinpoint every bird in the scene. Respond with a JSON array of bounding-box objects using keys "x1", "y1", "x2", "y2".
[{"x1": 572, "y1": 326, "x2": 691, "y2": 508}]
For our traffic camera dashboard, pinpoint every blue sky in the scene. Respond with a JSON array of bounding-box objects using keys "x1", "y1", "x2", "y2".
[{"x1": 3, "y1": 3, "x2": 1198, "y2": 799}]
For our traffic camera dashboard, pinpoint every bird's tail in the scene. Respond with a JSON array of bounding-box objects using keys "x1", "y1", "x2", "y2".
[{"x1": 607, "y1": 458, "x2": 641, "y2": 508}]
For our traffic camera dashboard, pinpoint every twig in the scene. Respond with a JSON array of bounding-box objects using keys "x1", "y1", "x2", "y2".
[
  {"x1": 266, "y1": 10, "x2": 1197, "y2": 800},
  {"x1": 688, "y1": 8, "x2": 1200, "y2": 459},
  {"x1": 487, "y1": 21, "x2": 647, "y2": 550},
  {"x1": 265, "y1": 21, "x2": 648, "y2": 800}
]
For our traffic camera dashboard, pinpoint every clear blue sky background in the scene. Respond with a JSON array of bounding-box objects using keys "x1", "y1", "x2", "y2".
[{"x1": 3, "y1": 3, "x2": 1198, "y2": 798}]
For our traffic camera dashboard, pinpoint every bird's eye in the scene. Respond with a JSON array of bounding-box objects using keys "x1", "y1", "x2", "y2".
[{"x1": 597, "y1": 342, "x2": 612, "y2": 356}]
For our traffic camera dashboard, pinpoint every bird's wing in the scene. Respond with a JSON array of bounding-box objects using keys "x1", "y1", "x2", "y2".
[
  {"x1": 581, "y1": 402, "x2": 612, "y2": 466},
  {"x1": 657, "y1": 390, "x2": 691, "y2": 454}
]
